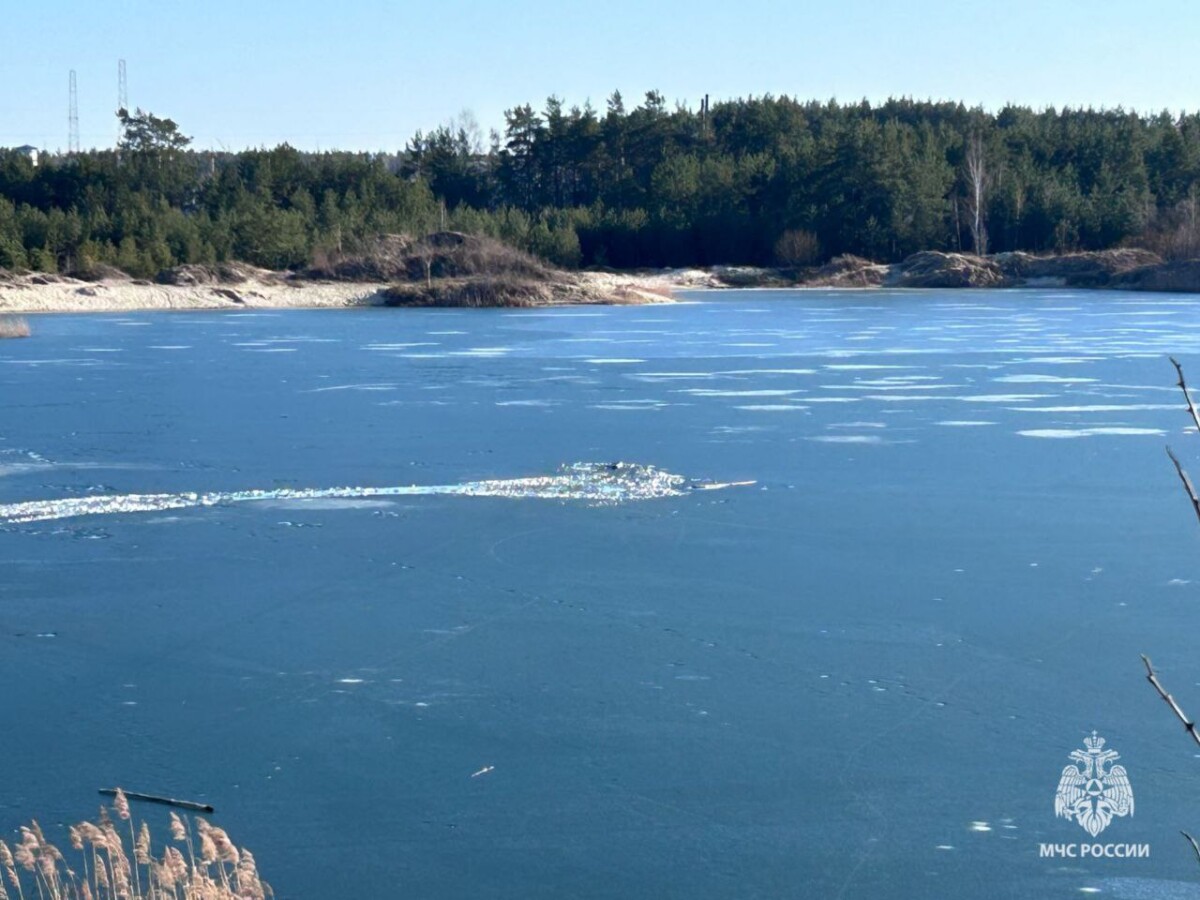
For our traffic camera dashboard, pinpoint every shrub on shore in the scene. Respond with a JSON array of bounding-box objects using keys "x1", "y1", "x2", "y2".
[
  {"x1": 0, "y1": 316, "x2": 29, "y2": 338},
  {"x1": 71, "y1": 263, "x2": 129, "y2": 283},
  {"x1": 383, "y1": 274, "x2": 555, "y2": 307},
  {"x1": 307, "y1": 231, "x2": 552, "y2": 283},
  {"x1": 373, "y1": 232, "x2": 675, "y2": 306},
  {"x1": 0, "y1": 789, "x2": 270, "y2": 900},
  {"x1": 154, "y1": 262, "x2": 259, "y2": 286},
  {"x1": 774, "y1": 229, "x2": 822, "y2": 267}
]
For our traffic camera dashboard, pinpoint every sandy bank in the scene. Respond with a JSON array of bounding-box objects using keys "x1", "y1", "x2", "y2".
[
  {"x1": 0, "y1": 273, "x2": 675, "y2": 315},
  {"x1": 0, "y1": 231, "x2": 676, "y2": 314},
  {"x1": 599, "y1": 249, "x2": 1200, "y2": 293},
  {"x1": 0, "y1": 274, "x2": 390, "y2": 314}
]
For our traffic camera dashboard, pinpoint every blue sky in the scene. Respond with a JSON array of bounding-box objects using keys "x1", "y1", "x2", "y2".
[{"x1": 3, "y1": 0, "x2": 1198, "y2": 151}]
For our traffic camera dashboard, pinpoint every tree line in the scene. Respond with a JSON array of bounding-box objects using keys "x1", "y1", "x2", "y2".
[{"x1": 3, "y1": 94, "x2": 1199, "y2": 277}]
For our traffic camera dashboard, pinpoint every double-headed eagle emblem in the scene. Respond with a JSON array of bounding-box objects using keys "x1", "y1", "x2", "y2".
[{"x1": 1055, "y1": 732, "x2": 1134, "y2": 837}]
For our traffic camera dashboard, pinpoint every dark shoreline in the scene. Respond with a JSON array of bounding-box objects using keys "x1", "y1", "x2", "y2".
[
  {"x1": 5, "y1": 246, "x2": 1200, "y2": 316},
  {"x1": 659, "y1": 249, "x2": 1200, "y2": 293}
]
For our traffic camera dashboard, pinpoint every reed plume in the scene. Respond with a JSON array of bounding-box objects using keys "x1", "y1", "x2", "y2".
[
  {"x1": 1, "y1": 792, "x2": 270, "y2": 900},
  {"x1": 0, "y1": 317, "x2": 29, "y2": 339}
]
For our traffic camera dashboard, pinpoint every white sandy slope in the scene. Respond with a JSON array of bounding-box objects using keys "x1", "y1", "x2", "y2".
[
  {"x1": 583, "y1": 268, "x2": 722, "y2": 291},
  {"x1": 0, "y1": 275, "x2": 390, "y2": 314},
  {"x1": 0, "y1": 272, "x2": 676, "y2": 314}
]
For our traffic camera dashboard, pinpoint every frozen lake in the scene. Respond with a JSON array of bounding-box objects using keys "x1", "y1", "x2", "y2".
[{"x1": 4, "y1": 289, "x2": 1200, "y2": 899}]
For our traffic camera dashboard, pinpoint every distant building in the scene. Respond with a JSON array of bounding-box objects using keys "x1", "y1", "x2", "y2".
[{"x1": 10, "y1": 145, "x2": 39, "y2": 167}]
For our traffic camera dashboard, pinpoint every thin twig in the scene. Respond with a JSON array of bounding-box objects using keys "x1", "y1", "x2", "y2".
[
  {"x1": 1150, "y1": 361, "x2": 1200, "y2": 869},
  {"x1": 1140, "y1": 655, "x2": 1200, "y2": 748},
  {"x1": 98, "y1": 788, "x2": 214, "y2": 813},
  {"x1": 1166, "y1": 446, "x2": 1200, "y2": 525},
  {"x1": 1171, "y1": 357, "x2": 1200, "y2": 435},
  {"x1": 1183, "y1": 831, "x2": 1200, "y2": 866}
]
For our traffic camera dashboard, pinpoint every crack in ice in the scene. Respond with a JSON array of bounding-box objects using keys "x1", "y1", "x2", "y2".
[{"x1": 0, "y1": 462, "x2": 752, "y2": 525}]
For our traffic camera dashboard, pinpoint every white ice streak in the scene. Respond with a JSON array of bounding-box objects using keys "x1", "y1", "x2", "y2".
[
  {"x1": 1017, "y1": 427, "x2": 1166, "y2": 439},
  {"x1": 823, "y1": 365, "x2": 920, "y2": 371},
  {"x1": 992, "y1": 374, "x2": 1097, "y2": 384},
  {"x1": 363, "y1": 343, "x2": 439, "y2": 350},
  {"x1": 1008, "y1": 403, "x2": 1179, "y2": 412},
  {"x1": 734, "y1": 404, "x2": 808, "y2": 411},
  {"x1": 955, "y1": 394, "x2": 1051, "y2": 403},
  {"x1": 1011, "y1": 357, "x2": 1101, "y2": 364},
  {"x1": 0, "y1": 463, "x2": 743, "y2": 524},
  {"x1": 450, "y1": 347, "x2": 513, "y2": 357},
  {"x1": 305, "y1": 383, "x2": 397, "y2": 393},
  {"x1": 679, "y1": 389, "x2": 803, "y2": 397},
  {"x1": 590, "y1": 399, "x2": 668, "y2": 410},
  {"x1": 807, "y1": 435, "x2": 885, "y2": 444}
]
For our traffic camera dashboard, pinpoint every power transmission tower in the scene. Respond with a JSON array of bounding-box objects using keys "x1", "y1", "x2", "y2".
[
  {"x1": 117, "y1": 59, "x2": 128, "y2": 149},
  {"x1": 68, "y1": 70, "x2": 80, "y2": 154},
  {"x1": 118, "y1": 59, "x2": 127, "y2": 113}
]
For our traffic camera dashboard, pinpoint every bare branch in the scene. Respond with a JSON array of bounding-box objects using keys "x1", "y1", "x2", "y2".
[
  {"x1": 1183, "y1": 831, "x2": 1200, "y2": 867},
  {"x1": 1146, "y1": 360, "x2": 1200, "y2": 869},
  {"x1": 1166, "y1": 446, "x2": 1200, "y2": 525},
  {"x1": 1170, "y1": 357, "x2": 1200, "y2": 435},
  {"x1": 1141, "y1": 654, "x2": 1200, "y2": 747}
]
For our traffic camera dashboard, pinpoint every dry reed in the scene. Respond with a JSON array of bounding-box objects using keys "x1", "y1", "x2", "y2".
[
  {"x1": 0, "y1": 789, "x2": 270, "y2": 900},
  {"x1": 0, "y1": 317, "x2": 30, "y2": 339}
]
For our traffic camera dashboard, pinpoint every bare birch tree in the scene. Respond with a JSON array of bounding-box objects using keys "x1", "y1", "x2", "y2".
[
  {"x1": 962, "y1": 132, "x2": 991, "y2": 256},
  {"x1": 1176, "y1": 191, "x2": 1200, "y2": 260}
]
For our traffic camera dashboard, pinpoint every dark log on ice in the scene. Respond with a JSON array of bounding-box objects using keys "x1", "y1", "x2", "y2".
[{"x1": 99, "y1": 788, "x2": 214, "y2": 814}]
